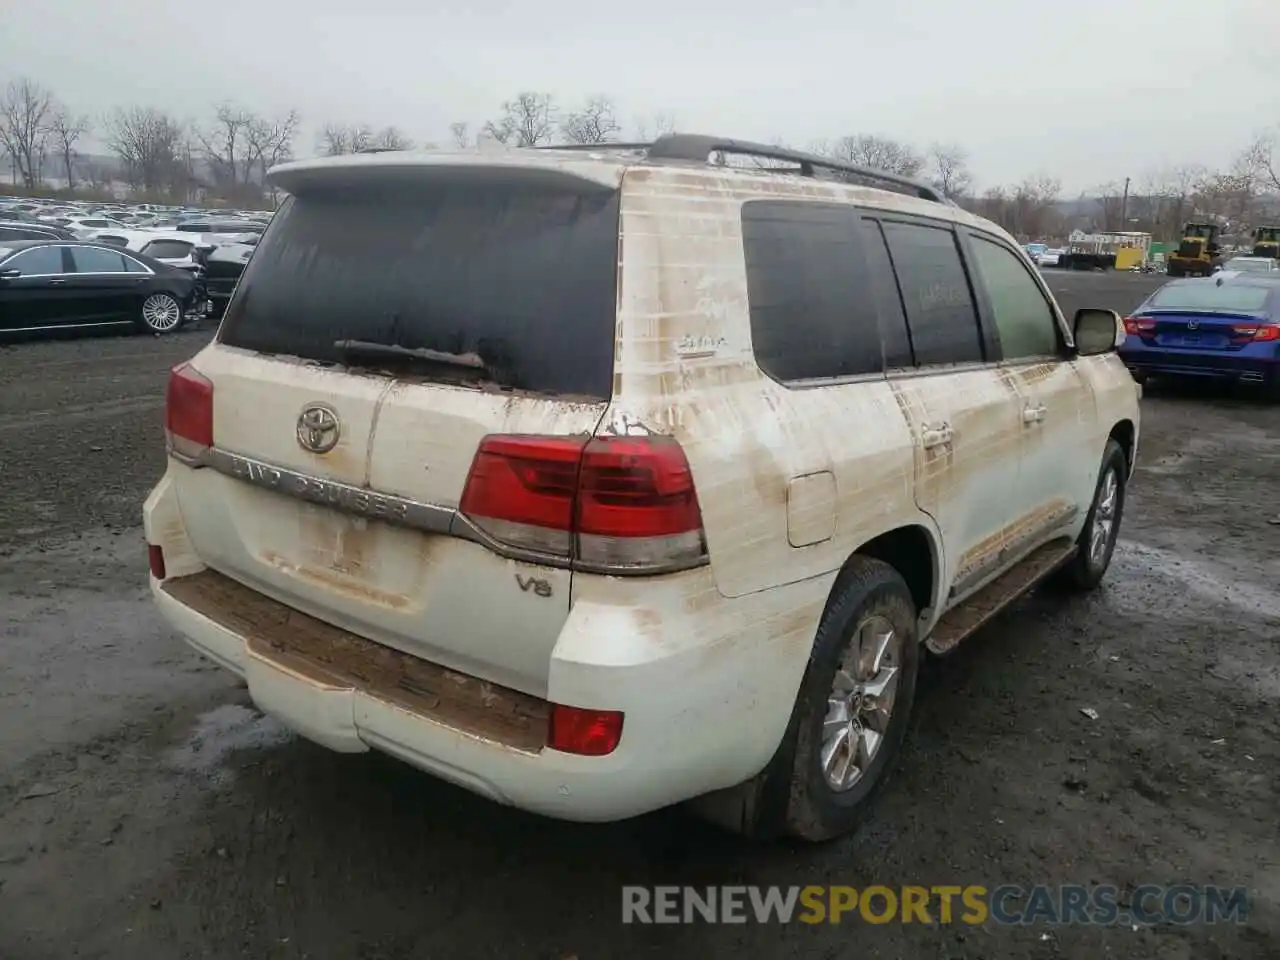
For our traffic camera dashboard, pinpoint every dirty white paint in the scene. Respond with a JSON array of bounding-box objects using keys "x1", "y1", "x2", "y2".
[{"x1": 146, "y1": 148, "x2": 1141, "y2": 823}]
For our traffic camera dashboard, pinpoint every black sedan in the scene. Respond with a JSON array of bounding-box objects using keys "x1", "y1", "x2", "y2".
[{"x1": 0, "y1": 240, "x2": 200, "y2": 337}]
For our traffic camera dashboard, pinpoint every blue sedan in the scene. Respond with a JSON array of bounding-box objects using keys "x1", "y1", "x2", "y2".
[{"x1": 1119, "y1": 275, "x2": 1280, "y2": 396}]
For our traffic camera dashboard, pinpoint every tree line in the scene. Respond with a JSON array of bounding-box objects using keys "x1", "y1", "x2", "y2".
[{"x1": 2, "y1": 75, "x2": 1278, "y2": 240}]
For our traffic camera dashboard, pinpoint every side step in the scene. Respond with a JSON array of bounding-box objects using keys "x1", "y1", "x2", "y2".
[{"x1": 926, "y1": 538, "x2": 1077, "y2": 656}]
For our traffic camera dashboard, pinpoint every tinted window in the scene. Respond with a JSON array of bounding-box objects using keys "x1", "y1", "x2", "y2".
[
  {"x1": 80, "y1": 219, "x2": 109, "y2": 228},
  {"x1": 6, "y1": 246, "x2": 65, "y2": 274},
  {"x1": 142, "y1": 240, "x2": 194, "y2": 259},
  {"x1": 860, "y1": 220, "x2": 913, "y2": 369},
  {"x1": 71, "y1": 247, "x2": 129, "y2": 273},
  {"x1": 1148, "y1": 282, "x2": 1270, "y2": 312},
  {"x1": 969, "y1": 235, "x2": 1060, "y2": 359},
  {"x1": 742, "y1": 201, "x2": 884, "y2": 381},
  {"x1": 122, "y1": 255, "x2": 149, "y2": 274},
  {"x1": 881, "y1": 221, "x2": 983, "y2": 365},
  {"x1": 218, "y1": 183, "x2": 621, "y2": 399},
  {"x1": 0, "y1": 227, "x2": 39, "y2": 241}
]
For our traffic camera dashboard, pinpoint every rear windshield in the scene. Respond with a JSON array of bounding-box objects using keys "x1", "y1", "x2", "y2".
[
  {"x1": 217, "y1": 181, "x2": 621, "y2": 399},
  {"x1": 1148, "y1": 283, "x2": 1271, "y2": 313},
  {"x1": 142, "y1": 239, "x2": 193, "y2": 259}
]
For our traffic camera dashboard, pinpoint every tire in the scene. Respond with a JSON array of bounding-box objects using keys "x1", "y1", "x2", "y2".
[
  {"x1": 777, "y1": 557, "x2": 921, "y2": 842},
  {"x1": 1053, "y1": 439, "x2": 1127, "y2": 592},
  {"x1": 137, "y1": 291, "x2": 184, "y2": 335}
]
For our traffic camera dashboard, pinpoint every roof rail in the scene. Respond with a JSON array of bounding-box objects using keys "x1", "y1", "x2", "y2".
[
  {"x1": 536, "y1": 135, "x2": 948, "y2": 204},
  {"x1": 644, "y1": 134, "x2": 946, "y2": 203},
  {"x1": 533, "y1": 142, "x2": 653, "y2": 153}
]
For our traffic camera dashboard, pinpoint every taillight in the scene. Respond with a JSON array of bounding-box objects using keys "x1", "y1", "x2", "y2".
[
  {"x1": 1123, "y1": 316, "x2": 1155, "y2": 335},
  {"x1": 1231, "y1": 323, "x2": 1280, "y2": 342},
  {"x1": 148, "y1": 543, "x2": 166, "y2": 580},
  {"x1": 459, "y1": 434, "x2": 707, "y2": 574},
  {"x1": 548, "y1": 704, "x2": 624, "y2": 756},
  {"x1": 165, "y1": 362, "x2": 213, "y2": 460}
]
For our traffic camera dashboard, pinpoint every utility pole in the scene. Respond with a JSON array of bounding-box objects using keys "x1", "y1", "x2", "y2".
[{"x1": 1120, "y1": 176, "x2": 1130, "y2": 228}]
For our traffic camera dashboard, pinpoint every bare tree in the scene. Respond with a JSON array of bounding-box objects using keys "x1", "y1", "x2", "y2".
[
  {"x1": 244, "y1": 110, "x2": 300, "y2": 183},
  {"x1": 968, "y1": 176, "x2": 1061, "y2": 239},
  {"x1": 449, "y1": 121, "x2": 470, "y2": 148},
  {"x1": 370, "y1": 126, "x2": 414, "y2": 151},
  {"x1": 197, "y1": 103, "x2": 259, "y2": 188},
  {"x1": 1136, "y1": 165, "x2": 1204, "y2": 241},
  {"x1": 0, "y1": 78, "x2": 55, "y2": 188},
  {"x1": 48, "y1": 108, "x2": 90, "y2": 190},
  {"x1": 927, "y1": 142, "x2": 972, "y2": 199},
  {"x1": 818, "y1": 135, "x2": 924, "y2": 178},
  {"x1": 633, "y1": 112, "x2": 676, "y2": 141},
  {"x1": 483, "y1": 92, "x2": 557, "y2": 147},
  {"x1": 319, "y1": 122, "x2": 372, "y2": 156},
  {"x1": 560, "y1": 95, "x2": 620, "y2": 144},
  {"x1": 1241, "y1": 132, "x2": 1279, "y2": 195},
  {"x1": 104, "y1": 106, "x2": 185, "y2": 193}
]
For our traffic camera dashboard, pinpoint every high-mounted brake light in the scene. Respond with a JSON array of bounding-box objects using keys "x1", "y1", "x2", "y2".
[
  {"x1": 459, "y1": 434, "x2": 707, "y2": 574},
  {"x1": 165, "y1": 362, "x2": 213, "y2": 460}
]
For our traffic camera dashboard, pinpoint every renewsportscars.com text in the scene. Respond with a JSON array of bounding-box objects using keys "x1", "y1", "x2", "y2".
[{"x1": 621, "y1": 885, "x2": 1249, "y2": 926}]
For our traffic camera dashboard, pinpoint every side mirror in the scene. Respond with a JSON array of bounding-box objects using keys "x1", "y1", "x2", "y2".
[{"x1": 1073, "y1": 308, "x2": 1122, "y2": 356}]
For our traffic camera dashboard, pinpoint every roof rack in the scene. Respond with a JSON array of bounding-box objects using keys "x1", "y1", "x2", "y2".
[{"x1": 537, "y1": 135, "x2": 946, "y2": 203}]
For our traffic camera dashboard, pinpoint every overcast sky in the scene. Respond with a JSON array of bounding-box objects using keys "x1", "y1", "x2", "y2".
[{"x1": 3, "y1": 0, "x2": 1277, "y2": 192}]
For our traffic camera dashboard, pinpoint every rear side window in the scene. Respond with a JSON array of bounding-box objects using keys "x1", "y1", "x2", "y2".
[
  {"x1": 218, "y1": 182, "x2": 621, "y2": 399},
  {"x1": 1148, "y1": 282, "x2": 1270, "y2": 313},
  {"x1": 142, "y1": 240, "x2": 193, "y2": 259},
  {"x1": 70, "y1": 247, "x2": 129, "y2": 273},
  {"x1": 881, "y1": 221, "x2": 984, "y2": 365},
  {"x1": 741, "y1": 201, "x2": 884, "y2": 382}
]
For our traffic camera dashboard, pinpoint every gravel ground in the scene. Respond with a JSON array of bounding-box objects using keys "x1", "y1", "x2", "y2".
[{"x1": 1, "y1": 272, "x2": 1278, "y2": 960}]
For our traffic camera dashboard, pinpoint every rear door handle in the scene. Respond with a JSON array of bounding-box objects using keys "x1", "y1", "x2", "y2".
[
  {"x1": 1022, "y1": 404, "x2": 1047, "y2": 425},
  {"x1": 922, "y1": 422, "x2": 953, "y2": 449},
  {"x1": 48, "y1": 277, "x2": 66, "y2": 285}
]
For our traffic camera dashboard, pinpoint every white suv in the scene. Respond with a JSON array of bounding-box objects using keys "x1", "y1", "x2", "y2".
[{"x1": 144, "y1": 135, "x2": 1140, "y2": 841}]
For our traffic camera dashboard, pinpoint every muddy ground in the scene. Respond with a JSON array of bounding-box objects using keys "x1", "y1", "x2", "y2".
[{"x1": 1, "y1": 271, "x2": 1277, "y2": 960}]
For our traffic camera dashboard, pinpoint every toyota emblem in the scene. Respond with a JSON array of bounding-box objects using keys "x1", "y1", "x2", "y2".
[{"x1": 296, "y1": 403, "x2": 340, "y2": 454}]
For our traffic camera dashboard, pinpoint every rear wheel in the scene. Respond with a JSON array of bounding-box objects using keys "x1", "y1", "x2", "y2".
[
  {"x1": 779, "y1": 558, "x2": 921, "y2": 842},
  {"x1": 138, "y1": 292, "x2": 183, "y2": 335},
  {"x1": 1053, "y1": 439, "x2": 1126, "y2": 592}
]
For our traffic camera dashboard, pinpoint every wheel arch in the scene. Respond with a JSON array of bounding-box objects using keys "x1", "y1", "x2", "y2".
[
  {"x1": 822, "y1": 521, "x2": 942, "y2": 637},
  {"x1": 1108, "y1": 419, "x2": 1137, "y2": 478}
]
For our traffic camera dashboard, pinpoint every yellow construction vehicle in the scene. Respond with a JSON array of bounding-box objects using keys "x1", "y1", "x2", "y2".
[
  {"x1": 1166, "y1": 222, "x2": 1222, "y2": 277},
  {"x1": 1251, "y1": 226, "x2": 1280, "y2": 260}
]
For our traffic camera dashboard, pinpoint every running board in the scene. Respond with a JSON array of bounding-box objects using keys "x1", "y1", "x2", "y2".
[{"x1": 926, "y1": 538, "x2": 1077, "y2": 656}]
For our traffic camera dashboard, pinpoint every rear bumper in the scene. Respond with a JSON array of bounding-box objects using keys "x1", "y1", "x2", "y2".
[
  {"x1": 144, "y1": 474, "x2": 825, "y2": 822},
  {"x1": 1119, "y1": 338, "x2": 1280, "y2": 380}
]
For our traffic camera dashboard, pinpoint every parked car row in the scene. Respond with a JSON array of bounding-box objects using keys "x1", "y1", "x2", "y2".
[
  {"x1": 0, "y1": 197, "x2": 263, "y2": 335},
  {"x1": 0, "y1": 240, "x2": 203, "y2": 335}
]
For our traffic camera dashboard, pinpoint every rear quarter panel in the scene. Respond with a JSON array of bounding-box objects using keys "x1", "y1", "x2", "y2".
[{"x1": 608, "y1": 166, "x2": 934, "y2": 602}]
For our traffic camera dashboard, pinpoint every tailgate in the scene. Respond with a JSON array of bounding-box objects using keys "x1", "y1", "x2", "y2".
[{"x1": 170, "y1": 163, "x2": 621, "y2": 696}]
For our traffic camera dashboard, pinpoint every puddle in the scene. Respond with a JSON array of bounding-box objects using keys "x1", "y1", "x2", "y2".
[
  {"x1": 1110, "y1": 541, "x2": 1280, "y2": 623},
  {"x1": 164, "y1": 703, "x2": 292, "y2": 786}
]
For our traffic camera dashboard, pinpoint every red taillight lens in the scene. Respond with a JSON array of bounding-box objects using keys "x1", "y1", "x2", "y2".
[
  {"x1": 459, "y1": 434, "x2": 707, "y2": 573},
  {"x1": 165, "y1": 362, "x2": 213, "y2": 459},
  {"x1": 548, "y1": 704, "x2": 624, "y2": 756},
  {"x1": 1123, "y1": 316, "x2": 1155, "y2": 335},
  {"x1": 148, "y1": 543, "x2": 166, "y2": 580},
  {"x1": 1231, "y1": 323, "x2": 1280, "y2": 342}
]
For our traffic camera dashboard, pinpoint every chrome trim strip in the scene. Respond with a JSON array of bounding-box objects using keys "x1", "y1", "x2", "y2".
[{"x1": 191, "y1": 447, "x2": 708, "y2": 577}]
